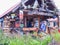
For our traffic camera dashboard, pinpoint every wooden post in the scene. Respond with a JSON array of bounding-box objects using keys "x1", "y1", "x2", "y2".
[
  {"x1": 25, "y1": 17, "x2": 27, "y2": 27},
  {"x1": 47, "y1": 17, "x2": 51, "y2": 34},
  {"x1": 58, "y1": 16, "x2": 60, "y2": 30},
  {"x1": 38, "y1": 16, "x2": 40, "y2": 30},
  {"x1": 19, "y1": 10, "x2": 24, "y2": 28}
]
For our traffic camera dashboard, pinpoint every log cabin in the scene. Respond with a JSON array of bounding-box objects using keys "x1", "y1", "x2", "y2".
[{"x1": 0, "y1": 0, "x2": 59, "y2": 34}]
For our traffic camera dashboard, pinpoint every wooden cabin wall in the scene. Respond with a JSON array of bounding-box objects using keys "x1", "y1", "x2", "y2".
[{"x1": 3, "y1": 16, "x2": 10, "y2": 33}]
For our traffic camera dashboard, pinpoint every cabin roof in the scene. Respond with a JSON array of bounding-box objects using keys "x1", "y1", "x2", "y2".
[
  {"x1": 0, "y1": 0, "x2": 59, "y2": 18},
  {"x1": 0, "y1": 0, "x2": 21, "y2": 18},
  {"x1": 23, "y1": 8, "x2": 57, "y2": 16}
]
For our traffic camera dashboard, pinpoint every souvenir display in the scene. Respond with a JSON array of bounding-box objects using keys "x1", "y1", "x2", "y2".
[
  {"x1": 11, "y1": 14, "x2": 15, "y2": 19},
  {"x1": 19, "y1": 10, "x2": 24, "y2": 20},
  {"x1": 15, "y1": 22, "x2": 20, "y2": 28},
  {"x1": 34, "y1": 18, "x2": 39, "y2": 28},
  {"x1": 48, "y1": 21, "x2": 54, "y2": 27},
  {"x1": 20, "y1": 23, "x2": 24, "y2": 28}
]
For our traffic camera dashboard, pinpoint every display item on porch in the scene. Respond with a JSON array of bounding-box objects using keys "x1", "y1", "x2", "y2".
[
  {"x1": 40, "y1": 21, "x2": 46, "y2": 32},
  {"x1": 47, "y1": 18, "x2": 58, "y2": 27},
  {"x1": 34, "y1": 21, "x2": 39, "y2": 28},
  {"x1": 34, "y1": 18, "x2": 39, "y2": 28},
  {"x1": 20, "y1": 23, "x2": 24, "y2": 28},
  {"x1": 43, "y1": 21, "x2": 47, "y2": 25},
  {"x1": 15, "y1": 16, "x2": 19, "y2": 21},
  {"x1": 19, "y1": 10, "x2": 24, "y2": 19},
  {"x1": 11, "y1": 14, "x2": 15, "y2": 19},
  {"x1": 6, "y1": 16, "x2": 10, "y2": 19},
  {"x1": 15, "y1": 22, "x2": 20, "y2": 28},
  {"x1": 48, "y1": 21, "x2": 54, "y2": 27}
]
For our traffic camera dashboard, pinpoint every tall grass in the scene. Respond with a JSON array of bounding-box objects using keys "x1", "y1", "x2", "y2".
[
  {"x1": 0, "y1": 30, "x2": 52, "y2": 45},
  {"x1": 51, "y1": 30, "x2": 60, "y2": 42}
]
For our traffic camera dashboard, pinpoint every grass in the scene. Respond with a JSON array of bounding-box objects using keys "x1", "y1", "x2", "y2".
[
  {"x1": 51, "y1": 30, "x2": 60, "y2": 42},
  {"x1": 0, "y1": 30, "x2": 52, "y2": 45}
]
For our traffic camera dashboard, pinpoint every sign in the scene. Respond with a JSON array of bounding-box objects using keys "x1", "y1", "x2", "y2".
[
  {"x1": 11, "y1": 14, "x2": 15, "y2": 19},
  {"x1": 19, "y1": 10, "x2": 24, "y2": 19},
  {"x1": 28, "y1": 10, "x2": 53, "y2": 16}
]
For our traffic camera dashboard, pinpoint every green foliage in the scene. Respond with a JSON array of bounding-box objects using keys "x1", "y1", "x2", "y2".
[
  {"x1": 0, "y1": 32, "x2": 51, "y2": 45},
  {"x1": 41, "y1": 35, "x2": 52, "y2": 45},
  {"x1": 52, "y1": 31, "x2": 60, "y2": 42}
]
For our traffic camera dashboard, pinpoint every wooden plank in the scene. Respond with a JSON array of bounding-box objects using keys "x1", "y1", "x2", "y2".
[
  {"x1": 23, "y1": 28, "x2": 38, "y2": 32},
  {"x1": 38, "y1": 16, "x2": 40, "y2": 29},
  {"x1": 23, "y1": 9, "x2": 54, "y2": 16},
  {"x1": 10, "y1": 19, "x2": 15, "y2": 21}
]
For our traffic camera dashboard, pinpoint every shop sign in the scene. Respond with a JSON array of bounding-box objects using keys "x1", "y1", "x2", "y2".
[{"x1": 11, "y1": 14, "x2": 15, "y2": 19}]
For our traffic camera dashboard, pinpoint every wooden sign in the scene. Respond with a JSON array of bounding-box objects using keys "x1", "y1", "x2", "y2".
[
  {"x1": 11, "y1": 14, "x2": 15, "y2": 19},
  {"x1": 23, "y1": 28, "x2": 38, "y2": 32}
]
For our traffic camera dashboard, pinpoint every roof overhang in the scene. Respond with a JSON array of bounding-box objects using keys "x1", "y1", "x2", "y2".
[
  {"x1": 23, "y1": 9, "x2": 54, "y2": 16},
  {"x1": 0, "y1": 0, "x2": 21, "y2": 18}
]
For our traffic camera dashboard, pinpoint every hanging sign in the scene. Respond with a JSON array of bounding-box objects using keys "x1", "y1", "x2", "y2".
[
  {"x1": 19, "y1": 10, "x2": 24, "y2": 19},
  {"x1": 11, "y1": 14, "x2": 15, "y2": 19}
]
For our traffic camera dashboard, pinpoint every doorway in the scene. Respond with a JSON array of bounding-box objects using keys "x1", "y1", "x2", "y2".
[
  {"x1": 27, "y1": 17, "x2": 34, "y2": 27},
  {"x1": 24, "y1": 15, "x2": 40, "y2": 28}
]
